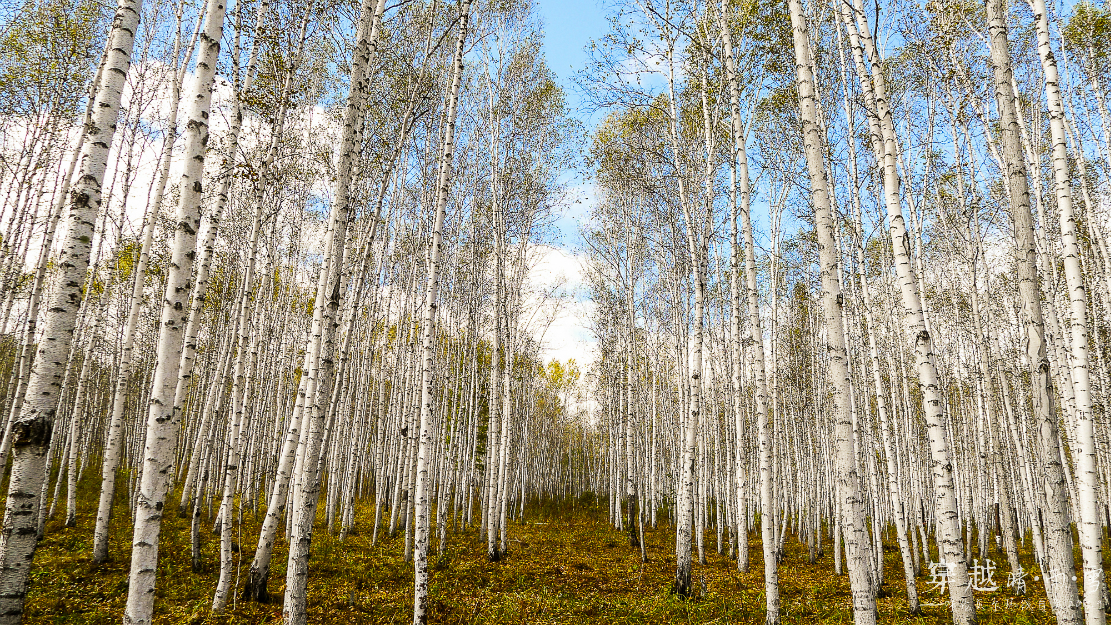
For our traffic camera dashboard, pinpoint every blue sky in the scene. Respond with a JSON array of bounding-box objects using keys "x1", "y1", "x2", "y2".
[
  {"x1": 530, "y1": 0, "x2": 611, "y2": 368},
  {"x1": 535, "y1": 0, "x2": 609, "y2": 121},
  {"x1": 533, "y1": 0, "x2": 612, "y2": 252},
  {"x1": 531, "y1": 0, "x2": 779, "y2": 256}
]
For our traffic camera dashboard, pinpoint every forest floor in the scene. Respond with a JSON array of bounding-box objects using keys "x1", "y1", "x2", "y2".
[{"x1": 28, "y1": 480, "x2": 1067, "y2": 624}]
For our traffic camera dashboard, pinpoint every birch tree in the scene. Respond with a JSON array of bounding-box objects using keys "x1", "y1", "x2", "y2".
[
  {"x1": 0, "y1": 1, "x2": 142, "y2": 620},
  {"x1": 123, "y1": 0, "x2": 227, "y2": 619}
]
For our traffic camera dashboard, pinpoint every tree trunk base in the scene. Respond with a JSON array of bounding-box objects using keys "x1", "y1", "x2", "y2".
[
  {"x1": 671, "y1": 568, "x2": 691, "y2": 598},
  {"x1": 243, "y1": 567, "x2": 270, "y2": 603}
]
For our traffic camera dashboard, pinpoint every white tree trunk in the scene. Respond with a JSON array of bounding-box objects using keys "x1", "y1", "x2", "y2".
[
  {"x1": 123, "y1": 0, "x2": 226, "y2": 619},
  {"x1": 412, "y1": 6, "x2": 472, "y2": 620},
  {"x1": 786, "y1": 3, "x2": 875, "y2": 622},
  {"x1": 0, "y1": 1, "x2": 142, "y2": 620},
  {"x1": 986, "y1": 0, "x2": 1085, "y2": 619},
  {"x1": 92, "y1": 8, "x2": 200, "y2": 563},
  {"x1": 1026, "y1": 1, "x2": 1105, "y2": 621},
  {"x1": 282, "y1": 0, "x2": 387, "y2": 620},
  {"x1": 838, "y1": 2, "x2": 975, "y2": 620}
]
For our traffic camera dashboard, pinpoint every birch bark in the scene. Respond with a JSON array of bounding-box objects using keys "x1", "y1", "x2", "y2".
[
  {"x1": 281, "y1": 0, "x2": 387, "y2": 619},
  {"x1": 123, "y1": 0, "x2": 226, "y2": 619},
  {"x1": 838, "y1": 3, "x2": 975, "y2": 620},
  {"x1": 786, "y1": 5, "x2": 876, "y2": 622},
  {"x1": 412, "y1": 7, "x2": 471, "y2": 617},
  {"x1": 986, "y1": 0, "x2": 1085, "y2": 619},
  {"x1": 0, "y1": 0, "x2": 141, "y2": 620},
  {"x1": 659, "y1": 37, "x2": 714, "y2": 599},
  {"x1": 1025, "y1": 2, "x2": 1105, "y2": 621},
  {"x1": 718, "y1": 10, "x2": 776, "y2": 614},
  {"x1": 92, "y1": 7, "x2": 201, "y2": 563}
]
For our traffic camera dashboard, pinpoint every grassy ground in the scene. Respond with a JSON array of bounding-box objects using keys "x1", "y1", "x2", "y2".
[{"x1": 27, "y1": 480, "x2": 1063, "y2": 624}]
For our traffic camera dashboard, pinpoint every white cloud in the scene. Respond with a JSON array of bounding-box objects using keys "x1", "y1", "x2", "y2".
[{"x1": 525, "y1": 244, "x2": 595, "y2": 369}]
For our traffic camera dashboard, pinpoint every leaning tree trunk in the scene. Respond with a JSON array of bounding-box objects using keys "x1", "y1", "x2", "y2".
[
  {"x1": 786, "y1": 1, "x2": 876, "y2": 622},
  {"x1": 1026, "y1": 1, "x2": 1105, "y2": 621},
  {"x1": 0, "y1": 1, "x2": 142, "y2": 621},
  {"x1": 123, "y1": 0, "x2": 226, "y2": 620},
  {"x1": 91, "y1": 7, "x2": 199, "y2": 563},
  {"x1": 985, "y1": 0, "x2": 1085, "y2": 620},
  {"x1": 210, "y1": 4, "x2": 308, "y2": 611},
  {"x1": 176, "y1": 0, "x2": 271, "y2": 514},
  {"x1": 242, "y1": 0, "x2": 384, "y2": 605},
  {"x1": 0, "y1": 121, "x2": 89, "y2": 485},
  {"x1": 839, "y1": 2, "x2": 975, "y2": 620},
  {"x1": 281, "y1": 0, "x2": 387, "y2": 620},
  {"x1": 833, "y1": 22, "x2": 919, "y2": 611}
]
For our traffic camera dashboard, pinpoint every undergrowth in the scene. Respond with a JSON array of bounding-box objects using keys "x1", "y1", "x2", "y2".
[{"x1": 26, "y1": 476, "x2": 1063, "y2": 623}]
